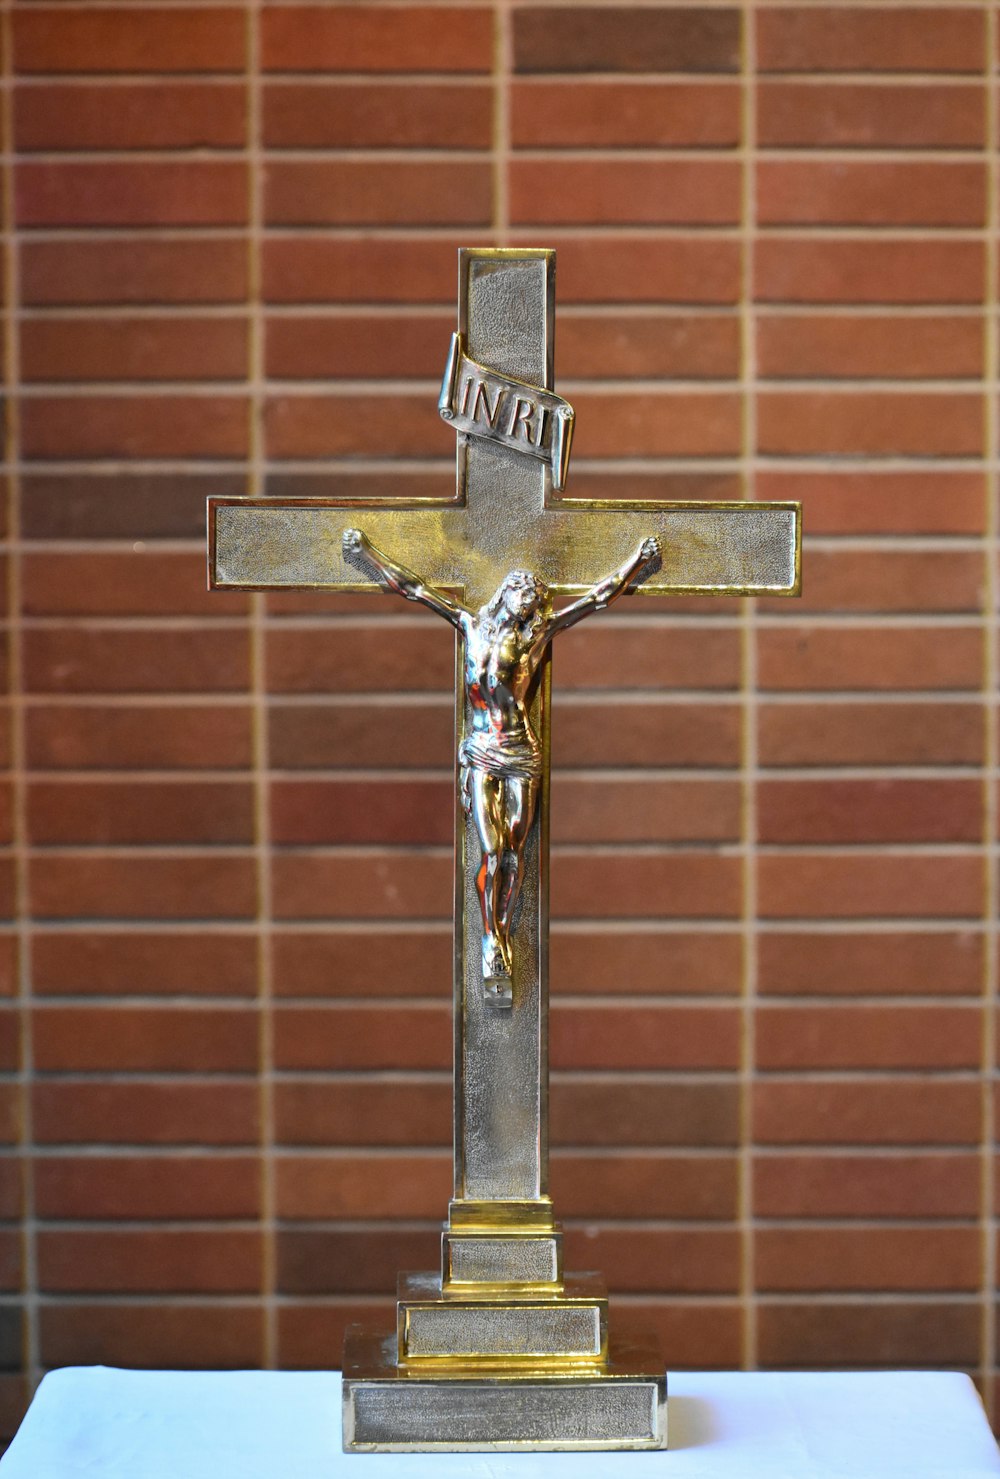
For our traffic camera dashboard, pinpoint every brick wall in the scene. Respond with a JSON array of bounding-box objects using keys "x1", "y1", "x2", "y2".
[{"x1": 0, "y1": 0, "x2": 997, "y2": 1444}]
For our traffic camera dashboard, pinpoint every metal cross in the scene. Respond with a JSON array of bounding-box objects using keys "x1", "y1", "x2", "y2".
[{"x1": 209, "y1": 248, "x2": 799, "y2": 1231}]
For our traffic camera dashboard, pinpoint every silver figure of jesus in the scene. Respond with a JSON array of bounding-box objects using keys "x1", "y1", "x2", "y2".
[{"x1": 343, "y1": 527, "x2": 662, "y2": 994}]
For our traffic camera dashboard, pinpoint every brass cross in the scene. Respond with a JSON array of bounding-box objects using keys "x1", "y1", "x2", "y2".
[{"x1": 209, "y1": 246, "x2": 799, "y2": 1234}]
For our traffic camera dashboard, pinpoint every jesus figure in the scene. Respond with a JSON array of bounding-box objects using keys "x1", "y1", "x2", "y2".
[{"x1": 343, "y1": 528, "x2": 662, "y2": 997}]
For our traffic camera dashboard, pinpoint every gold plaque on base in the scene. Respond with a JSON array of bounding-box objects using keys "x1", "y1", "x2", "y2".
[{"x1": 343, "y1": 1327, "x2": 667, "y2": 1452}]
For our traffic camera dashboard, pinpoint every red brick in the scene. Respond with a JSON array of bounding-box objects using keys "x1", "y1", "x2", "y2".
[
  {"x1": 277, "y1": 1153, "x2": 451, "y2": 1218},
  {"x1": 511, "y1": 80, "x2": 740, "y2": 147},
  {"x1": 267, "y1": 621, "x2": 739, "y2": 695},
  {"x1": 0, "y1": 1232, "x2": 21, "y2": 1292},
  {"x1": 21, "y1": 317, "x2": 248, "y2": 384},
  {"x1": 546, "y1": 235, "x2": 742, "y2": 305},
  {"x1": 609, "y1": 1301, "x2": 742, "y2": 1370},
  {"x1": 555, "y1": 698, "x2": 741, "y2": 768},
  {"x1": 553, "y1": 1152, "x2": 738, "y2": 1219},
  {"x1": 33, "y1": 1006, "x2": 259, "y2": 1073},
  {"x1": 757, "y1": 391, "x2": 982, "y2": 458},
  {"x1": 13, "y1": 10, "x2": 247, "y2": 73},
  {"x1": 265, "y1": 161, "x2": 490, "y2": 228},
  {"x1": 39, "y1": 1304, "x2": 264, "y2": 1371},
  {"x1": 551, "y1": 1003, "x2": 740, "y2": 1069},
  {"x1": 275, "y1": 1081, "x2": 450, "y2": 1146},
  {"x1": 756, "y1": 1227, "x2": 979, "y2": 1293},
  {"x1": 29, "y1": 780, "x2": 253, "y2": 846},
  {"x1": 24, "y1": 627, "x2": 250, "y2": 694},
  {"x1": 0, "y1": 1376, "x2": 28, "y2": 1444},
  {"x1": 574, "y1": 391, "x2": 742, "y2": 456},
  {"x1": 758, "y1": 161, "x2": 985, "y2": 228},
  {"x1": 514, "y1": 8, "x2": 741, "y2": 73},
  {"x1": 273, "y1": 852, "x2": 451, "y2": 921},
  {"x1": 758, "y1": 469, "x2": 986, "y2": 536},
  {"x1": 21, "y1": 239, "x2": 248, "y2": 307},
  {"x1": 14, "y1": 81, "x2": 247, "y2": 151},
  {"x1": 555, "y1": 777, "x2": 739, "y2": 844},
  {"x1": 0, "y1": 1159, "x2": 21, "y2": 1220},
  {"x1": 271, "y1": 778, "x2": 450, "y2": 846},
  {"x1": 263, "y1": 81, "x2": 491, "y2": 148},
  {"x1": 34, "y1": 1155, "x2": 261, "y2": 1219},
  {"x1": 0, "y1": 1084, "x2": 19, "y2": 1144},
  {"x1": 763, "y1": 550, "x2": 983, "y2": 616},
  {"x1": 562, "y1": 621, "x2": 740, "y2": 690},
  {"x1": 266, "y1": 312, "x2": 448, "y2": 380},
  {"x1": 511, "y1": 159, "x2": 740, "y2": 226},
  {"x1": 17, "y1": 162, "x2": 247, "y2": 229},
  {"x1": 754, "y1": 1153, "x2": 979, "y2": 1218},
  {"x1": 755, "y1": 239, "x2": 984, "y2": 305},
  {"x1": 273, "y1": 1004, "x2": 450, "y2": 1070},
  {"x1": 278, "y1": 1227, "x2": 439, "y2": 1293},
  {"x1": 757, "y1": 314, "x2": 982, "y2": 381},
  {"x1": 22, "y1": 393, "x2": 249, "y2": 460},
  {"x1": 757, "y1": 1302, "x2": 979, "y2": 1370},
  {"x1": 269, "y1": 699, "x2": 450, "y2": 769},
  {"x1": 755, "y1": 1004, "x2": 980, "y2": 1071},
  {"x1": 758, "y1": 854, "x2": 982, "y2": 920},
  {"x1": 605, "y1": 937, "x2": 709, "y2": 1019},
  {"x1": 0, "y1": 938, "x2": 17, "y2": 1002},
  {"x1": 757, "y1": 930, "x2": 982, "y2": 998},
  {"x1": 756, "y1": 8, "x2": 984, "y2": 74},
  {"x1": 553, "y1": 851, "x2": 741, "y2": 919},
  {"x1": 561, "y1": 312, "x2": 741, "y2": 380},
  {"x1": 265, "y1": 392, "x2": 448, "y2": 458},
  {"x1": 553, "y1": 1080, "x2": 739, "y2": 1146},
  {"x1": 261, "y1": 7, "x2": 493, "y2": 72},
  {"x1": 27, "y1": 704, "x2": 253, "y2": 771},
  {"x1": 757, "y1": 81, "x2": 985, "y2": 149},
  {"x1": 757, "y1": 626, "x2": 982, "y2": 692},
  {"x1": 753, "y1": 1079, "x2": 981, "y2": 1147},
  {"x1": 32, "y1": 931, "x2": 256, "y2": 997},
  {"x1": 566, "y1": 1228, "x2": 739, "y2": 1294},
  {"x1": 263, "y1": 238, "x2": 456, "y2": 305},
  {"x1": 26, "y1": 550, "x2": 239, "y2": 618},
  {"x1": 33, "y1": 1082, "x2": 259, "y2": 1146},
  {"x1": 759, "y1": 701, "x2": 984, "y2": 768},
  {"x1": 38, "y1": 1229, "x2": 262, "y2": 1293},
  {"x1": 758, "y1": 779, "x2": 982, "y2": 845},
  {"x1": 271, "y1": 929, "x2": 450, "y2": 999},
  {"x1": 277, "y1": 1301, "x2": 395, "y2": 1368},
  {"x1": 0, "y1": 1012, "x2": 19, "y2": 1073},
  {"x1": 30, "y1": 856, "x2": 256, "y2": 921}
]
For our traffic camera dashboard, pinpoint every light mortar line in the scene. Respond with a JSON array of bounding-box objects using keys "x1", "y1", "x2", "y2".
[
  {"x1": 1, "y1": 0, "x2": 39, "y2": 1396},
  {"x1": 244, "y1": 5, "x2": 277, "y2": 1372},
  {"x1": 738, "y1": 1, "x2": 758, "y2": 1374},
  {"x1": 980, "y1": 0, "x2": 998, "y2": 1422}
]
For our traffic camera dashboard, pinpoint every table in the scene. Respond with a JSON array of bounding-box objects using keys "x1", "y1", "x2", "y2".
[{"x1": 1, "y1": 1366, "x2": 997, "y2": 1476}]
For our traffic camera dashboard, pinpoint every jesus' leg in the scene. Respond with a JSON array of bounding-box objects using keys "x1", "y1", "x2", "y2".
[
  {"x1": 497, "y1": 776, "x2": 539, "y2": 962},
  {"x1": 468, "y1": 771, "x2": 507, "y2": 980}
]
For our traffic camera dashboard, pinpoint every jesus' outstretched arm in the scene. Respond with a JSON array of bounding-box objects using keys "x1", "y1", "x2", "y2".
[
  {"x1": 541, "y1": 536, "x2": 662, "y2": 646},
  {"x1": 342, "y1": 528, "x2": 468, "y2": 631}
]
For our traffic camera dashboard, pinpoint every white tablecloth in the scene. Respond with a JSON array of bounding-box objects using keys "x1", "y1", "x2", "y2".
[{"x1": 1, "y1": 1366, "x2": 997, "y2": 1477}]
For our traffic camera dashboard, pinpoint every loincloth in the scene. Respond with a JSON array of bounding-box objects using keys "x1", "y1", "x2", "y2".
[{"x1": 459, "y1": 729, "x2": 542, "y2": 781}]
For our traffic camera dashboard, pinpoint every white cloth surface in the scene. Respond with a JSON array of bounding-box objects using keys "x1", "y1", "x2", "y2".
[{"x1": 1, "y1": 1366, "x2": 998, "y2": 1478}]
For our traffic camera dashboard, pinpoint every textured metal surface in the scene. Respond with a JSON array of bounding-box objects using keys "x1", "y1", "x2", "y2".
[
  {"x1": 343, "y1": 1327, "x2": 667, "y2": 1452},
  {"x1": 212, "y1": 497, "x2": 798, "y2": 604},
  {"x1": 397, "y1": 1271, "x2": 606, "y2": 1364},
  {"x1": 402, "y1": 1303, "x2": 603, "y2": 1362},
  {"x1": 444, "y1": 1231, "x2": 562, "y2": 1286}
]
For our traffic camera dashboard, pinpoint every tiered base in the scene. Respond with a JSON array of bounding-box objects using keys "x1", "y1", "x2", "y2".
[{"x1": 343, "y1": 1327, "x2": 667, "y2": 1452}]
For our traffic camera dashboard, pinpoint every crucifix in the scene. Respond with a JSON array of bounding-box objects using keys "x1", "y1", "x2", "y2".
[{"x1": 209, "y1": 249, "x2": 800, "y2": 1451}]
